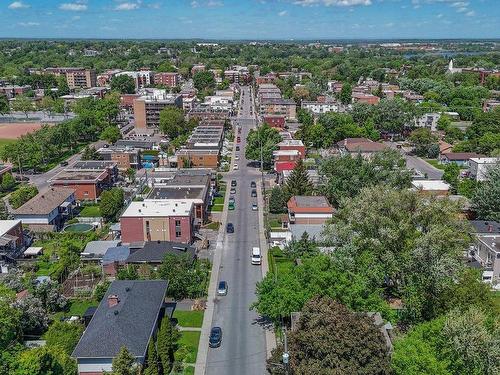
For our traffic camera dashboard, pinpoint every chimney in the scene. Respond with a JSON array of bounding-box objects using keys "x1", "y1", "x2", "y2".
[
  {"x1": 108, "y1": 294, "x2": 119, "y2": 308},
  {"x1": 488, "y1": 225, "x2": 493, "y2": 233}
]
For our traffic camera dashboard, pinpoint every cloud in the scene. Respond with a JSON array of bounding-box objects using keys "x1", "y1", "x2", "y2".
[
  {"x1": 191, "y1": 0, "x2": 199, "y2": 7},
  {"x1": 456, "y1": 7, "x2": 467, "y2": 12},
  {"x1": 59, "y1": 3, "x2": 88, "y2": 11},
  {"x1": 278, "y1": 10, "x2": 288, "y2": 16},
  {"x1": 8, "y1": 1, "x2": 30, "y2": 9},
  {"x1": 72, "y1": 15, "x2": 81, "y2": 20},
  {"x1": 114, "y1": 2, "x2": 140, "y2": 10},
  {"x1": 465, "y1": 10, "x2": 475, "y2": 16},
  {"x1": 207, "y1": 0, "x2": 223, "y2": 7},
  {"x1": 451, "y1": 1, "x2": 468, "y2": 7},
  {"x1": 18, "y1": 21, "x2": 39, "y2": 26},
  {"x1": 293, "y1": 0, "x2": 371, "y2": 6}
]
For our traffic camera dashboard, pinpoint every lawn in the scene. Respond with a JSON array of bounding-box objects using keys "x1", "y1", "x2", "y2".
[
  {"x1": 268, "y1": 218, "x2": 282, "y2": 228},
  {"x1": 213, "y1": 197, "x2": 224, "y2": 205},
  {"x1": 204, "y1": 221, "x2": 220, "y2": 231},
  {"x1": 174, "y1": 331, "x2": 201, "y2": 364},
  {"x1": 173, "y1": 310, "x2": 204, "y2": 328},
  {"x1": 0, "y1": 138, "x2": 16, "y2": 151},
  {"x1": 210, "y1": 205, "x2": 223, "y2": 212},
  {"x1": 67, "y1": 299, "x2": 99, "y2": 316},
  {"x1": 79, "y1": 205, "x2": 101, "y2": 217},
  {"x1": 425, "y1": 159, "x2": 446, "y2": 170},
  {"x1": 268, "y1": 247, "x2": 294, "y2": 277},
  {"x1": 183, "y1": 366, "x2": 194, "y2": 375}
]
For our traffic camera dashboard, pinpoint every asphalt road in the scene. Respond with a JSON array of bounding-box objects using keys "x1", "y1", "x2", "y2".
[
  {"x1": 384, "y1": 141, "x2": 444, "y2": 179},
  {"x1": 205, "y1": 86, "x2": 267, "y2": 375}
]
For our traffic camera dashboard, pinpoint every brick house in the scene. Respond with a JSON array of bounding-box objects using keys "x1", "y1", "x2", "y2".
[
  {"x1": 49, "y1": 169, "x2": 111, "y2": 201},
  {"x1": 287, "y1": 196, "x2": 335, "y2": 225},
  {"x1": 263, "y1": 115, "x2": 286, "y2": 129}
]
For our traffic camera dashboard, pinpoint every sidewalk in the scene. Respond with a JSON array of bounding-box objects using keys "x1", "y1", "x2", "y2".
[{"x1": 257, "y1": 182, "x2": 277, "y2": 358}]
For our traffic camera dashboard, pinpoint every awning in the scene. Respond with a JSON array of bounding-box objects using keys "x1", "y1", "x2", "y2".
[{"x1": 24, "y1": 247, "x2": 43, "y2": 256}]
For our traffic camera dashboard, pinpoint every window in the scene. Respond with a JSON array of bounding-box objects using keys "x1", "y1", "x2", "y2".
[
  {"x1": 176, "y1": 229, "x2": 182, "y2": 237},
  {"x1": 175, "y1": 220, "x2": 181, "y2": 227}
]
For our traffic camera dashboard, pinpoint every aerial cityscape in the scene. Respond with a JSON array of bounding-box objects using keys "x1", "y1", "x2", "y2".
[{"x1": 0, "y1": 1, "x2": 499, "y2": 375}]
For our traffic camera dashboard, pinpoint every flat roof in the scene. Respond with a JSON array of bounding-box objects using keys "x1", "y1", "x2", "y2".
[
  {"x1": 411, "y1": 180, "x2": 450, "y2": 191},
  {"x1": 50, "y1": 169, "x2": 108, "y2": 183},
  {"x1": 147, "y1": 186, "x2": 205, "y2": 200},
  {"x1": 121, "y1": 200, "x2": 193, "y2": 218},
  {"x1": 69, "y1": 161, "x2": 117, "y2": 170},
  {"x1": 290, "y1": 195, "x2": 332, "y2": 209}
]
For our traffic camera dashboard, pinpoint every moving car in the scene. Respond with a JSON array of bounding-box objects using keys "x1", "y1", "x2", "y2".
[
  {"x1": 251, "y1": 189, "x2": 257, "y2": 197},
  {"x1": 226, "y1": 223, "x2": 234, "y2": 233},
  {"x1": 251, "y1": 247, "x2": 261, "y2": 265},
  {"x1": 250, "y1": 181, "x2": 256, "y2": 188},
  {"x1": 217, "y1": 281, "x2": 228, "y2": 296},
  {"x1": 252, "y1": 204, "x2": 258, "y2": 211},
  {"x1": 209, "y1": 327, "x2": 222, "y2": 348}
]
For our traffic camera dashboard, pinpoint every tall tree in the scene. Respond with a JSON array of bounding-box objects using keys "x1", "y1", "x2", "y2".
[
  {"x1": 244, "y1": 123, "x2": 282, "y2": 168},
  {"x1": 193, "y1": 71, "x2": 215, "y2": 91},
  {"x1": 99, "y1": 188, "x2": 125, "y2": 221},
  {"x1": 283, "y1": 159, "x2": 314, "y2": 200},
  {"x1": 159, "y1": 107, "x2": 186, "y2": 139},
  {"x1": 9, "y1": 184, "x2": 38, "y2": 209},
  {"x1": 156, "y1": 319, "x2": 180, "y2": 373},
  {"x1": 339, "y1": 82, "x2": 352, "y2": 105},
  {"x1": 410, "y1": 128, "x2": 439, "y2": 158},
  {"x1": 45, "y1": 321, "x2": 84, "y2": 355},
  {"x1": 81, "y1": 146, "x2": 102, "y2": 161},
  {"x1": 100, "y1": 125, "x2": 121, "y2": 144},
  {"x1": 110, "y1": 75, "x2": 136, "y2": 94},
  {"x1": 11, "y1": 95, "x2": 33, "y2": 119},
  {"x1": 472, "y1": 164, "x2": 500, "y2": 221},
  {"x1": 112, "y1": 346, "x2": 138, "y2": 375},
  {"x1": 269, "y1": 296, "x2": 391, "y2": 374},
  {"x1": 14, "y1": 347, "x2": 64, "y2": 375},
  {"x1": 143, "y1": 339, "x2": 160, "y2": 375},
  {"x1": 268, "y1": 186, "x2": 287, "y2": 214},
  {"x1": 0, "y1": 285, "x2": 21, "y2": 352},
  {"x1": 0, "y1": 95, "x2": 9, "y2": 115}
]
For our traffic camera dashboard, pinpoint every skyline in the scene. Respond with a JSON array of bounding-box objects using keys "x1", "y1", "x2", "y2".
[{"x1": 0, "y1": 0, "x2": 499, "y2": 40}]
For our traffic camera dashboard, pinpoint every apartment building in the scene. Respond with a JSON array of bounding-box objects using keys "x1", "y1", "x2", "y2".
[
  {"x1": 43, "y1": 67, "x2": 97, "y2": 89},
  {"x1": 153, "y1": 72, "x2": 180, "y2": 87},
  {"x1": 133, "y1": 91, "x2": 183, "y2": 129},
  {"x1": 259, "y1": 98, "x2": 297, "y2": 120}
]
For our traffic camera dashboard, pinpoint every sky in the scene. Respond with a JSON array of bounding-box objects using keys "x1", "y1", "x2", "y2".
[{"x1": 0, "y1": 0, "x2": 498, "y2": 40}]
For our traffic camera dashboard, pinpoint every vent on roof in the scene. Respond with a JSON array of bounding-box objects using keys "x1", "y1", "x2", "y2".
[
  {"x1": 108, "y1": 294, "x2": 120, "y2": 308},
  {"x1": 125, "y1": 287, "x2": 131, "y2": 292}
]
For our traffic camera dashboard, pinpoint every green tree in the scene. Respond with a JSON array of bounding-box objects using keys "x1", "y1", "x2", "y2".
[
  {"x1": 0, "y1": 285, "x2": 21, "y2": 351},
  {"x1": 471, "y1": 164, "x2": 500, "y2": 221},
  {"x1": 283, "y1": 159, "x2": 314, "y2": 200},
  {"x1": 244, "y1": 124, "x2": 282, "y2": 168},
  {"x1": 269, "y1": 296, "x2": 391, "y2": 374},
  {"x1": 110, "y1": 75, "x2": 136, "y2": 94},
  {"x1": 268, "y1": 186, "x2": 286, "y2": 214},
  {"x1": 410, "y1": 128, "x2": 439, "y2": 158},
  {"x1": 283, "y1": 232, "x2": 318, "y2": 259},
  {"x1": 100, "y1": 126, "x2": 121, "y2": 144},
  {"x1": 9, "y1": 184, "x2": 38, "y2": 209},
  {"x1": 144, "y1": 339, "x2": 160, "y2": 375},
  {"x1": 99, "y1": 188, "x2": 124, "y2": 221},
  {"x1": 157, "y1": 319, "x2": 180, "y2": 373},
  {"x1": 373, "y1": 98, "x2": 416, "y2": 134},
  {"x1": 126, "y1": 168, "x2": 136, "y2": 182},
  {"x1": 45, "y1": 321, "x2": 84, "y2": 355},
  {"x1": 193, "y1": 71, "x2": 215, "y2": 91},
  {"x1": 1, "y1": 172, "x2": 16, "y2": 192},
  {"x1": 442, "y1": 162, "x2": 460, "y2": 193},
  {"x1": 0, "y1": 95, "x2": 9, "y2": 115},
  {"x1": 159, "y1": 107, "x2": 186, "y2": 139},
  {"x1": 339, "y1": 82, "x2": 352, "y2": 105},
  {"x1": 11, "y1": 95, "x2": 33, "y2": 119},
  {"x1": 14, "y1": 347, "x2": 64, "y2": 375},
  {"x1": 112, "y1": 346, "x2": 138, "y2": 375},
  {"x1": 81, "y1": 146, "x2": 101, "y2": 161}
]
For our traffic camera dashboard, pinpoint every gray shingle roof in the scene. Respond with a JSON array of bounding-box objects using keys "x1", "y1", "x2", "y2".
[
  {"x1": 126, "y1": 241, "x2": 196, "y2": 264},
  {"x1": 72, "y1": 280, "x2": 168, "y2": 359}
]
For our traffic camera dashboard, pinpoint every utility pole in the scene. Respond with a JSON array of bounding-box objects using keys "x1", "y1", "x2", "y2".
[{"x1": 283, "y1": 326, "x2": 290, "y2": 375}]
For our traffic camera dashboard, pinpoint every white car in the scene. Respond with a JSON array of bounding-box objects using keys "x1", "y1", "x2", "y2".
[
  {"x1": 233, "y1": 164, "x2": 239, "y2": 170},
  {"x1": 252, "y1": 204, "x2": 258, "y2": 211},
  {"x1": 234, "y1": 155, "x2": 240, "y2": 161}
]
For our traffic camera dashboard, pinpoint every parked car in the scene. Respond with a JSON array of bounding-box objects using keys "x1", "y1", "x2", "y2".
[
  {"x1": 233, "y1": 164, "x2": 239, "y2": 170},
  {"x1": 237, "y1": 137, "x2": 241, "y2": 143},
  {"x1": 252, "y1": 204, "x2": 258, "y2": 211},
  {"x1": 230, "y1": 188, "x2": 236, "y2": 194},
  {"x1": 251, "y1": 189, "x2": 257, "y2": 197},
  {"x1": 235, "y1": 155, "x2": 239, "y2": 161},
  {"x1": 226, "y1": 223, "x2": 234, "y2": 233},
  {"x1": 236, "y1": 146, "x2": 240, "y2": 151},
  {"x1": 231, "y1": 180, "x2": 237, "y2": 187},
  {"x1": 228, "y1": 201, "x2": 235, "y2": 210},
  {"x1": 251, "y1": 247, "x2": 261, "y2": 265},
  {"x1": 217, "y1": 281, "x2": 228, "y2": 296},
  {"x1": 250, "y1": 181, "x2": 256, "y2": 188},
  {"x1": 60, "y1": 161, "x2": 68, "y2": 167},
  {"x1": 209, "y1": 327, "x2": 222, "y2": 348}
]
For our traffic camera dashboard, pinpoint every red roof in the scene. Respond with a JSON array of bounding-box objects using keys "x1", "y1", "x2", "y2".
[{"x1": 275, "y1": 161, "x2": 296, "y2": 173}]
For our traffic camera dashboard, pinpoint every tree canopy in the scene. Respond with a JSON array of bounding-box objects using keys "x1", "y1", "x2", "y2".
[{"x1": 244, "y1": 123, "x2": 282, "y2": 168}]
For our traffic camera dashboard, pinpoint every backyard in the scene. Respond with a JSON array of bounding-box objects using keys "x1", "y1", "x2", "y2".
[
  {"x1": 173, "y1": 310, "x2": 204, "y2": 369},
  {"x1": 79, "y1": 205, "x2": 101, "y2": 217},
  {"x1": 268, "y1": 247, "x2": 294, "y2": 277}
]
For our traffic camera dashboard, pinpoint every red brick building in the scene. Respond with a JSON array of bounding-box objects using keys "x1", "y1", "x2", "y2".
[
  {"x1": 153, "y1": 72, "x2": 180, "y2": 87},
  {"x1": 120, "y1": 200, "x2": 194, "y2": 244},
  {"x1": 49, "y1": 169, "x2": 111, "y2": 201},
  {"x1": 287, "y1": 196, "x2": 335, "y2": 225},
  {"x1": 263, "y1": 115, "x2": 286, "y2": 129}
]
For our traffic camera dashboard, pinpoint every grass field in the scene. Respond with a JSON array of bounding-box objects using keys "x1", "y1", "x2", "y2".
[
  {"x1": 174, "y1": 331, "x2": 201, "y2": 364},
  {"x1": 173, "y1": 310, "x2": 204, "y2": 328},
  {"x1": 67, "y1": 299, "x2": 99, "y2": 316},
  {"x1": 79, "y1": 205, "x2": 101, "y2": 217},
  {"x1": 210, "y1": 205, "x2": 224, "y2": 212},
  {"x1": 204, "y1": 221, "x2": 220, "y2": 231},
  {"x1": 0, "y1": 138, "x2": 16, "y2": 149},
  {"x1": 425, "y1": 159, "x2": 446, "y2": 170}
]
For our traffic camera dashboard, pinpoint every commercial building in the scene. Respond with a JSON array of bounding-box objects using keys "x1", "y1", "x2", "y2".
[
  {"x1": 176, "y1": 149, "x2": 219, "y2": 169},
  {"x1": 72, "y1": 280, "x2": 168, "y2": 375},
  {"x1": 13, "y1": 188, "x2": 75, "y2": 232},
  {"x1": 120, "y1": 200, "x2": 194, "y2": 244},
  {"x1": 133, "y1": 91, "x2": 183, "y2": 129},
  {"x1": 98, "y1": 146, "x2": 142, "y2": 170}
]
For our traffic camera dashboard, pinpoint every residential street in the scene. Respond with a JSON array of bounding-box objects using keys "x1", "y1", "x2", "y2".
[
  {"x1": 204, "y1": 86, "x2": 267, "y2": 375},
  {"x1": 384, "y1": 141, "x2": 444, "y2": 179}
]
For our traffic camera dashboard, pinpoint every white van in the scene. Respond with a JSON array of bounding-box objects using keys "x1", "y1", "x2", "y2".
[{"x1": 251, "y1": 247, "x2": 261, "y2": 265}]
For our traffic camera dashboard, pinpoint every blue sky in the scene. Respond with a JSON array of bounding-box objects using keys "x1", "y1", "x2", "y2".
[{"x1": 0, "y1": 0, "x2": 498, "y2": 39}]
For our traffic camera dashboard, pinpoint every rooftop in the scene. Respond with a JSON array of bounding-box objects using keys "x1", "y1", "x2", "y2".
[
  {"x1": 277, "y1": 139, "x2": 304, "y2": 147},
  {"x1": 69, "y1": 160, "x2": 117, "y2": 171},
  {"x1": 0, "y1": 220, "x2": 21, "y2": 236},
  {"x1": 441, "y1": 152, "x2": 485, "y2": 160},
  {"x1": 72, "y1": 280, "x2": 168, "y2": 359},
  {"x1": 50, "y1": 169, "x2": 108, "y2": 183},
  {"x1": 121, "y1": 200, "x2": 193, "y2": 218},
  {"x1": 147, "y1": 186, "x2": 205, "y2": 201},
  {"x1": 14, "y1": 188, "x2": 75, "y2": 216},
  {"x1": 81, "y1": 240, "x2": 121, "y2": 258},
  {"x1": 469, "y1": 220, "x2": 500, "y2": 234},
  {"x1": 290, "y1": 195, "x2": 333, "y2": 209},
  {"x1": 411, "y1": 180, "x2": 450, "y2": 191},
  {"x1": 126, "y1": 241, "x2": 196, "y2": 264}
]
